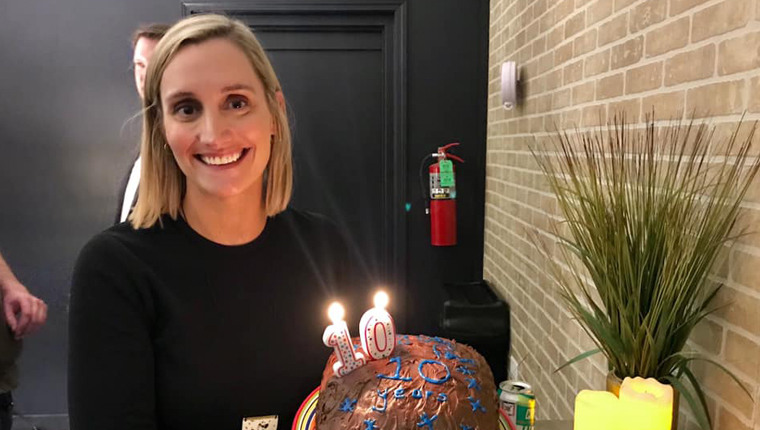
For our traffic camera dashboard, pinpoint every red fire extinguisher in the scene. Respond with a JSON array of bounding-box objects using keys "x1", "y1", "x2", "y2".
[{"x1": 422, "y1": 142, "x2": 464, "y2": 246}]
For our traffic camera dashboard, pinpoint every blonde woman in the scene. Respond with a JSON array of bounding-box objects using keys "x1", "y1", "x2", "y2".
[{"x1": 69, "y1": 14, "x2": 351, "y2": 430}]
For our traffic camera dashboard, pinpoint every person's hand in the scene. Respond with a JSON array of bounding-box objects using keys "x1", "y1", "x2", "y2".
[{"x1": 2, "y1": 281, "x2": 47, "y2": 339}]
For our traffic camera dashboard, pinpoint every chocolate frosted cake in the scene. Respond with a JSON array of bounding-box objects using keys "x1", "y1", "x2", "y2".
[{"x1": 316, "y1": 335, "x2": 498, "y2": 430}]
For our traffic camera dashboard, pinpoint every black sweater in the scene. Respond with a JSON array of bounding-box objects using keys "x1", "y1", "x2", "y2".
[{"x1": 69, "y1": 209, "x2": 351, "y2": 430}]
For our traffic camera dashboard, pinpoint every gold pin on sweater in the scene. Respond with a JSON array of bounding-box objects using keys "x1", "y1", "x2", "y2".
[{"x1": 242, "y1": 415, "x2": 278, "y2": 430}]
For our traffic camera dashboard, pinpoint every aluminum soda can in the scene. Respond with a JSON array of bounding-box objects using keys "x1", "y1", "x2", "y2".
[
  {"x1": 497, "y1": 381, "x2": 534, "y2": 430},
  {"x1": 516, "y1": 390, "x2": 536, "y2": 429}
]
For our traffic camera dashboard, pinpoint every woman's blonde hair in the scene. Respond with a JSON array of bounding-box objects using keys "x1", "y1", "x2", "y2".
[{"x1": 130, "y1": 14, "x2": 292, "y2": 228}]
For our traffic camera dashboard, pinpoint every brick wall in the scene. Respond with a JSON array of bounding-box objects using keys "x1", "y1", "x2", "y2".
[{"x1": 484, "y1": 0, "x2": 760, "y2": 428}]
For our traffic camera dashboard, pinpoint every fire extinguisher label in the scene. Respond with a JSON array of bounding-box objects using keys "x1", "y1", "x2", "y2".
[
  {"x1": 429, "y1": 173, "x2": 454, "y2": 200},
  {"x1": 438, "y1": 160, "x2": 455, "y2": 188},
  {"x1": 429, "y1": 173, "x2": 439, "y2": 189},
  {"x1": 431, "y1": 189, "x2": 449, "y2": 199}
]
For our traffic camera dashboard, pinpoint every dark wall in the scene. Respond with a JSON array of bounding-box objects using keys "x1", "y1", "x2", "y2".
[
  {"x1": 0, "y1": 0, "x2": 487, "y2": 422},
  {"x1": 404, "y1": 0, "x2": 489, "y2": 334},
  {"x1": 0, "y1": 0, "x2": 180, "y2": 418}
]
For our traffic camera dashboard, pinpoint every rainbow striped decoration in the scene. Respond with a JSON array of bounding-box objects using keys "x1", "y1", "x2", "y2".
[
  {"x1": 292, "y1": 387, "x2": 513, "y2": 430},
  {"x1": 292, "y1": 387, "x2": 320, "y2": 430}
]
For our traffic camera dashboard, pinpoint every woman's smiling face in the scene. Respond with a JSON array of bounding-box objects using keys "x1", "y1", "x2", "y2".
[{"x1": 160, "y1": 37, "x2": 275, "y2": 201}]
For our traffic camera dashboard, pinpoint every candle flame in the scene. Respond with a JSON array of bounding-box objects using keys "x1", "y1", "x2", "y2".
[
  {"x1": 328, "y1": 302, "x2": 345, "y2": 323},
  {"x1": 374, "y1": 291, "x2": 389, "y2": 309}
]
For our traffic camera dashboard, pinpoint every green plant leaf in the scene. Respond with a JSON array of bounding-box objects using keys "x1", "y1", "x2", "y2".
[
  {"x1": 662, "y1": 375, "x2": 711, "y2": 430},
  {"x1": 677, "y1": 355, "x2": 754, "y2": 400},
  {"x1": 679, "y1": 364, "x2": 713, "y2": 430},
  {"x1": 554, "y1": 348, "x2": 601, "y2": 374}
]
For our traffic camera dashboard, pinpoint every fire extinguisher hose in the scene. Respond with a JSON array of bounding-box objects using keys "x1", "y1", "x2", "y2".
[{"x1": 418, "y1": 153, "x2": 435, "y2": 214}]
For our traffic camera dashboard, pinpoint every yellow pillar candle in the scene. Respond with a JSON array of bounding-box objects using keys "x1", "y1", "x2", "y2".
[
  {"x1": 618, "y1": 377, "x2": 673, "y2": 430},
  {"x1": 574, "y1": 390, "x2": 621, "y2": 430}
]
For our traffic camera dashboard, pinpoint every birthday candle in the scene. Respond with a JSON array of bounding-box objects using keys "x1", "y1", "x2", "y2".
[
  {"x1": 359, "y1": 291, "x2": 396, "y2": 360},
  {"x1": 323, "y1": 302, "x2": 367, "y2": 377}
]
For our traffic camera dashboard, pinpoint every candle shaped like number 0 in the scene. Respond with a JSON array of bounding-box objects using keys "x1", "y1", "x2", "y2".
[
  {"x1": 323, "y1": 302, "x2": 367, "y2": 377},
  {"x1": 359, "y1": 291, "x2": 396, "y2": 360}
]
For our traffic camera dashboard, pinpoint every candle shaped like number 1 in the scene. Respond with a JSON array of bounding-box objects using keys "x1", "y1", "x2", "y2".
[
  {"x1": 323, "y1": 302, "x2": 367, "y2": 377},
  {"x1": 359, "y1": 291, "x2": 396, "y2": 360}
]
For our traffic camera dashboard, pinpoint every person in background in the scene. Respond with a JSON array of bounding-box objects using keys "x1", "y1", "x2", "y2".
[
  {"x1": 0, "y1": 251, "x2": 48, "y2": 430},
  {"x1": 115, "y1": 23, "x2": 171, "y2": 224},
  {"x1": 69, "y1": 14, "x2": 352, "y2": 430}
]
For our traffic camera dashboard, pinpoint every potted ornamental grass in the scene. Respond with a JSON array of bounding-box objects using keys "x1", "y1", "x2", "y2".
[{"x1": 531, "y1": 114, "x2": 758, "y2": 429}]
